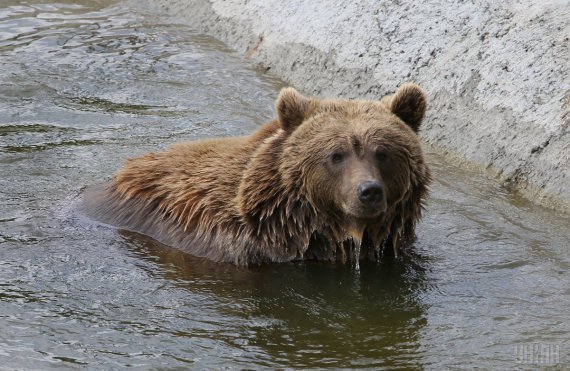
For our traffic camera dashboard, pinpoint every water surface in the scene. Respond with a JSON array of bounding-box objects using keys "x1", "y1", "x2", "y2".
[{"x1": 1, "y1": 1, "x2": 569, "y2": 369}]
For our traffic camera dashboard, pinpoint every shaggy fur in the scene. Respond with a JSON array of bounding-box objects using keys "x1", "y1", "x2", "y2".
[{"x1": 84, "y1": 84, "x2": 431, "y2": 266}]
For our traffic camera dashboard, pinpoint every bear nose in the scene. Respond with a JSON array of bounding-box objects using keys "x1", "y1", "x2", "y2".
[{"x1": 357, "y1": 181, "x2": 383, "y2": 206}]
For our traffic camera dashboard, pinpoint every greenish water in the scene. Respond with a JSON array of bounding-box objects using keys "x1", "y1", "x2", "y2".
[{"x1": 1, "y1": 1, "x2": 569, "y2": 369}]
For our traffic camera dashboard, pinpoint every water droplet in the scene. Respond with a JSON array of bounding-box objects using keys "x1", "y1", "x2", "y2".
[{"x1": 354, "y1": 239, "x2": 361, "y2": 271}]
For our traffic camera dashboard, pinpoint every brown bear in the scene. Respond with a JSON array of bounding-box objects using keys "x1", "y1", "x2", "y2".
[{"x1": 84, "y1": 83, "x2": 431, "y2": 266}]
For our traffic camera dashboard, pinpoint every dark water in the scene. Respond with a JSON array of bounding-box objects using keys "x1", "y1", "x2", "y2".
[{"x1": 1, "y1": 1, "x2": 569, "y2": 369}]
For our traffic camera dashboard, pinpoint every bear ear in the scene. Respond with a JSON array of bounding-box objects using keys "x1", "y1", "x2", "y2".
[
  {"x1": 276, "y1": 87, "x2": 310, "y2": 133},
  {"x1": 388, "y1": 83, "x2": 427, "y2": 132}
]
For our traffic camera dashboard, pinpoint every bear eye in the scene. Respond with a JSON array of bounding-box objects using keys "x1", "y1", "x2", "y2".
[
  {"x1": 331, "y1": 152, "x2": 344, "y2": 164},
  {"x1": 376, "y1": 148, "x2": 389, "y2": 162}
]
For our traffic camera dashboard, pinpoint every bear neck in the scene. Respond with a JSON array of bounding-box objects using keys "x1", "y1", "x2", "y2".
[{"x1": 239, "y1": 129, "x2": 319, "y2": 261}]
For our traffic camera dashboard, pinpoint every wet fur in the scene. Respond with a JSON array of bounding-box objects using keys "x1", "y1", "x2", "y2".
[{"x1": 84, "y1": 85, "x2": 431, "y2": 266}]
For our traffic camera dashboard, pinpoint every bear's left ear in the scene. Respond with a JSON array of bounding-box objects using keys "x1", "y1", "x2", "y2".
[
  {"x1": 276, "y1": 87, "x2": 310, "y2": 133},
  {"x1": 388, "y1": 83, "x2": 427, "y2": 132}
]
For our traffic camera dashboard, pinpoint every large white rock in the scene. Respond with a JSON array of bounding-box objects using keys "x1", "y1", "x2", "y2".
[{"x1": 134, "y1": 0, "x2": 570, "y2": 211}]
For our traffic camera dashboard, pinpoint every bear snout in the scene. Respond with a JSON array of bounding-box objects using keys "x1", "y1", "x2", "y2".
[{"x1": 357, "y1": 180, "x2": 385, "y2": 207}]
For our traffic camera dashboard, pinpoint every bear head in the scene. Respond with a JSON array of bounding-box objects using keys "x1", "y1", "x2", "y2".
[{"x1": 238, "y1": 84, "x2": 430, "y2": 259}]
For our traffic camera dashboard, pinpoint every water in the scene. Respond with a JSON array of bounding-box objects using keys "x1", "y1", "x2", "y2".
[{"x1": 1, "y1": 1, "x2": 569, "y2": 369}]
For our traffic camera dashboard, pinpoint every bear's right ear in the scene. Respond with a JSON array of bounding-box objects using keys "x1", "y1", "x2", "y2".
[{"x1": 276, "y1": 87, "x2": 310, "y2": 133}]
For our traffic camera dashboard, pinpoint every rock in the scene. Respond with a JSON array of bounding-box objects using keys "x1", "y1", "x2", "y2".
[{"x1": 132, "y1": 0, "x2": 570, "y2": 212}]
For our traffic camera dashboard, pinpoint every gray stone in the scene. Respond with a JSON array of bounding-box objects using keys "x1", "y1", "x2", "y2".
[{"x1": 133, "y1": 0, "x2": 570, "y2": 212}]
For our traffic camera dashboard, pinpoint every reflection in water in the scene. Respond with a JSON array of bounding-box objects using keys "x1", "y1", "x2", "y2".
[
  {"x1": 121, "y1": 231, "x2": 429, "y2": 369},
  {"x1": 0, "y1": 0, "x2": 569, "y2": 369}
]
